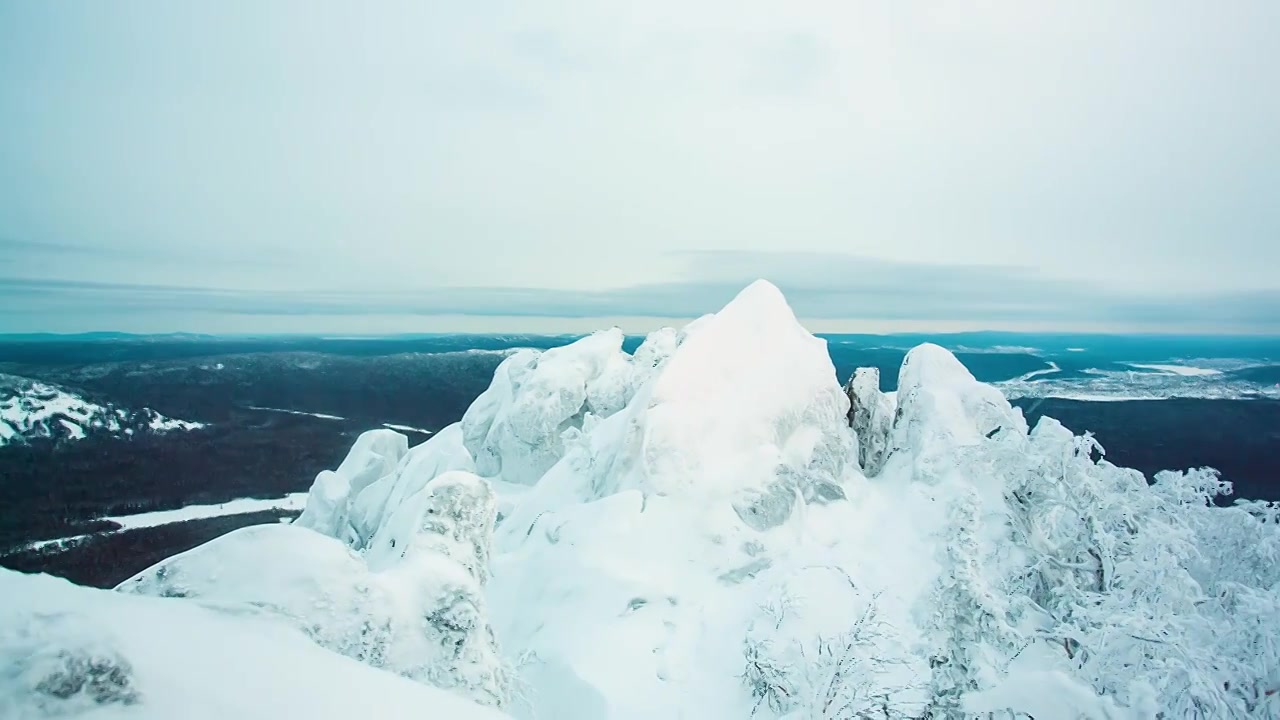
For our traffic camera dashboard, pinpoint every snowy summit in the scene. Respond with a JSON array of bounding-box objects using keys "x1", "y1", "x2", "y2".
[{"x1": 2, "y1": 281, "x2": 1278, "y2": 719}]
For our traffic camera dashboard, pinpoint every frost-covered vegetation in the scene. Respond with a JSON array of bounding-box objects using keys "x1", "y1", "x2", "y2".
[{"x1": 2, "y1": 281, "x2": 1277, "y2": 719}]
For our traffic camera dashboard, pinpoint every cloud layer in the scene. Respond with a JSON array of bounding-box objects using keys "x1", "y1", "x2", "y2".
[
  {"x1": 4, "y1": 251, "x2": 1276, "y2": 334},
  {"x1": 1, "y1": 2, "x2": 1277, "y2": 333}
]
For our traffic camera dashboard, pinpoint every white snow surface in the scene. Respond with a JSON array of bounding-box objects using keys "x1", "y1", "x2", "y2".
[
  {"x1": 0, "y1": 571, "x2": 509, "y2": 720},
  {"x1": 6, "y1": 280, "x2": 1279, "y2": 719}
]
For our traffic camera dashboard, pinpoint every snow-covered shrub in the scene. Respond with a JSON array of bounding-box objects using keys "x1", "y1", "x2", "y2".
[
  {"x1": 21, "y1": 647, "x2": 140, "y2": 713},
  {"x1": 1010, "y1": 437, "x2": 1207, "y2": 712},
  {"x1": 973, "y1": 418, "x2": 1280, "y2": 717},
  {"x1": 1152, "y1": 469, "x2": 1280, "y2": 715},
  {"x1": 743, "y1": 570, "x2": 923, "y2": 719},
  {"x1": 922, "y1": 487, "x2": 1025, "y2": 717},
  {"x1": 864, "y1": 346, "x2": 1280, "y2": 718}
]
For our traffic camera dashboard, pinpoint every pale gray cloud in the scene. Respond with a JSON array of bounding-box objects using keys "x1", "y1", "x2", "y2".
[{"x1": 0, "y1": 1, "x2": 1276, "y2": 333}]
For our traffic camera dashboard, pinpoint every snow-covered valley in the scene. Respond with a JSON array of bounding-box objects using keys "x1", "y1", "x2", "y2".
[{"x1": 3, "y1": 282, "x2": 1277, "y2": 719}]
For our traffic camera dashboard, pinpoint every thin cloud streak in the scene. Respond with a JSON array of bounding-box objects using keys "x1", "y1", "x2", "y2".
[{"x1": 3, "y1": 251, "x2": 1277, "y2": 333}]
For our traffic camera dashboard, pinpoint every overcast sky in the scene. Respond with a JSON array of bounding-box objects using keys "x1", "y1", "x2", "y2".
[{"x1": 2, "y1": 1, "x2": 1277, "y2": 334}]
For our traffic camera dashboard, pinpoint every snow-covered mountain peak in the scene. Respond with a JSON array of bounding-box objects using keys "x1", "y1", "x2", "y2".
[
  {"x1": 0, "y1": 373, "x2": 204, "y2": 447},
  {"x1": 4, "y1": 281, "x2": 1278, "y2": 719}
]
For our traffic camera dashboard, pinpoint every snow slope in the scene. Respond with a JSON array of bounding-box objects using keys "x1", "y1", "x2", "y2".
[
  {"x1": 4, "y1": 280, "x2": 1278, "y2": 718},
  {"x1": 0, "y1": 571, "x2": 508, "y2": 720},
  {"x1": 0, "y1": 374, "x2": 203, "y2": 446}
]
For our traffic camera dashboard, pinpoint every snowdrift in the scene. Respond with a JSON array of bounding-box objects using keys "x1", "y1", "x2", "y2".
[{"x1": 3, "y1": 280, "x2": 1278, "y2": 719}]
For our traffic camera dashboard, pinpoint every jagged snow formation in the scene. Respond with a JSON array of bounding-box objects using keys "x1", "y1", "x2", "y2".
[
  {"x1": 294, "y1": 429, "x2": 410, "y2": 542},
  {"x1": 844, "y1": 366, "x2": 893, "y2": 476},
  {"x1": 0, "y1": 571, "x2": 508, "y2": 720},
  {"x1": 120, "y1": 431, "x2": 512, "y2": 709},
  {"x1": 0, "y1": 374, "x2": 203, "y2": 446},
  {"x1": 883, "y1": 343, "x2": 1028, "y2": 485},
  {"x1": 460, "y1": 327, "x2": 679, "y2": 487}
]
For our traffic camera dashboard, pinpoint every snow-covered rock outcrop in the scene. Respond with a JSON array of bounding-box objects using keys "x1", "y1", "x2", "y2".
[
  {"x1": 460, "y1": 327, "x2": 680, "y2": 487},
  {"x1": 499, "y1": 281, "x2": 855, "y2": 529},
  {"x1": 883, "y1": 343, "x2": 1028, "y2": 484},
  {"x1": 0, "y1": 571, "x2": 509, "y2": 720},
  {"x1": 484, "y1": 282, "x2": 891, "y2": 718},
  {"x1": 295, "y1": 428, "x2": 409, "y2": 542},
  {"x1": 844, "y1": 366, "x2": 894, "y2": 476},
  {"x1": 120, "y1": 433, "x2": 511, "y2": 709},
  {"x1": 0, "y1": 374, "x2": 203, "y2": 446}
]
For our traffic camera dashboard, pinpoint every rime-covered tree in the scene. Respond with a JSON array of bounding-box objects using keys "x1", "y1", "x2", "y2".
[{"x1": 922, "y1": 487, "x2": 1023, "y2": 716}]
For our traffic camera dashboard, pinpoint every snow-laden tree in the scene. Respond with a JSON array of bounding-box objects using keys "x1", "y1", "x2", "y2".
[
  {"x1": 1152, "y1": 469, "x2": 1280, "y2": 715},
  {"x1": 991, "y1": 419, "x2": 1280, "y2": 717},
  {"x1": 922, "y1": 487, "x2": 1025, "y2": 717}
]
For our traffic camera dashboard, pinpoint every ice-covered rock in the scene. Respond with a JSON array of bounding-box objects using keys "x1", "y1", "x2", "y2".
[
  {"x1": 295, "y1": 429, "x2": 409, "y2": 543},
  {"x1": 884, "y1": 343, "x2": 1027, "y2": 484},
  {"x1": 462, "y1": 331, "x2": 636, "y2": 486},
  {"x1": 844, "y1": 367, "x2": 894, "y2": 476},
  {"x1": 362, "y1": 470, "x2": 497, "y2": 578},
  {"x1": 348, "y1": 424, "x2": 477, "y2": 549},
  {"x1": 628, "y1": 326, "x2": 678, "y2": 392},
  {"x1": 508, "y1": 281, "x2": 854, "y2": 519},
  {"x1": 1, "y1": 570, "x2": 510, "y2": 720},
  {"x1": 121, "y1": 471, "x2": 511, "y2": 708}
]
